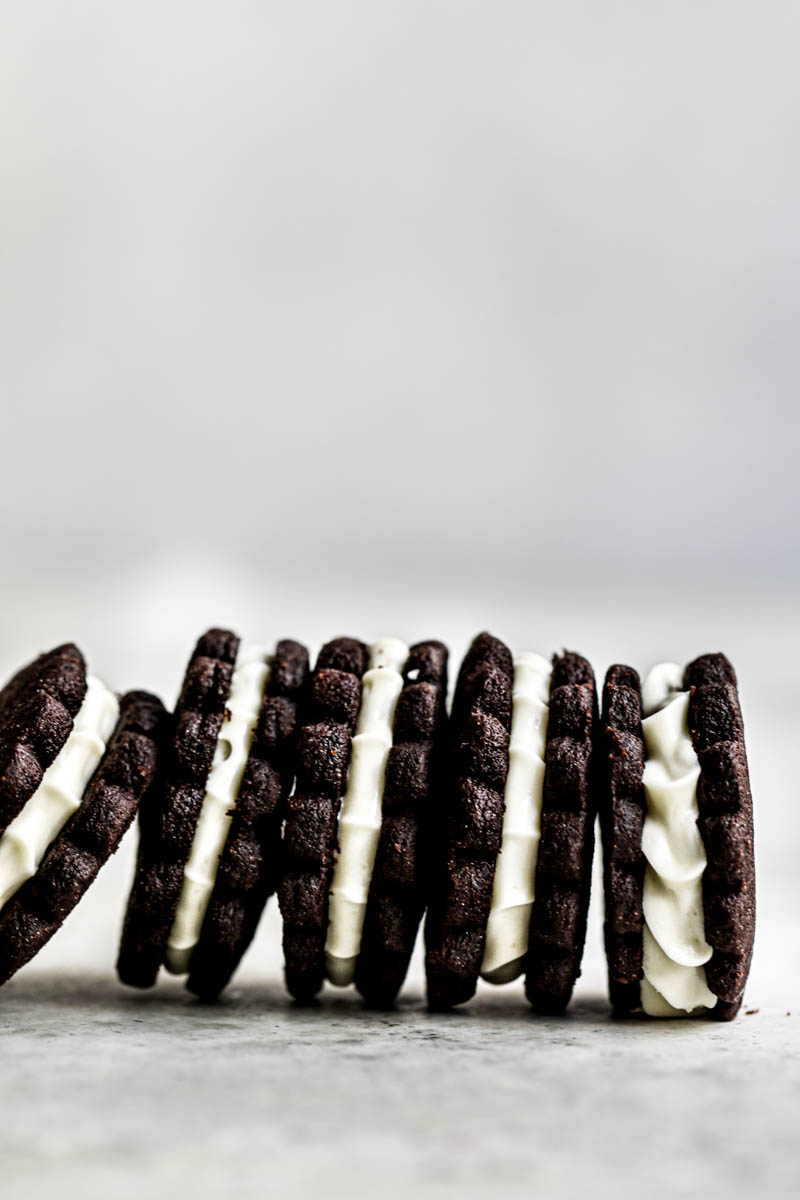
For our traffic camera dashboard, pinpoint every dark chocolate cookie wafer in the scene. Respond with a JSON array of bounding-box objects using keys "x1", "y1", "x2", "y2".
[
  {"x1": 277, "y1": 637, "x2": 368, "y2": 1002},
  {"x1": 598, "y1": 664, "x2": 646, "y2": 1015},
  {"x1": 117, "y1": 629, "x2": 239, "y2": 987},
  {"x1": 0, "y1": 690, "x2": 166, "y2": 984},
  {"x1": 187, "y1": 639, "x2": 309, "y2": 999},
  {"x1": 355, "y1": 640, "x2": 449, "y2": 1008},
  {"x1": 525, "y1": 651, "x2": 597, "y2": 1014},
  {"x1": 0, "y1": 644, "x2": 87, "y2": 834},
  {"x1": 685, "y1": 653, "x2": 755, "y2": 1021},
  {"x1": 424, "y1": 632, "x2": 513, "y2": 1011}
]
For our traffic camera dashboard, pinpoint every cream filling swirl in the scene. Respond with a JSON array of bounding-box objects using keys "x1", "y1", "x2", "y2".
[
  {"x1": 481, "y1": 651, "x2": 551, "y2": 984},
  {"x1": 640, "y1": 662, "x2": 715, "y2": 1016},
  {"x1": 325, "y1": 637, "x2": 408, "y2": 987},
  {"x1": 165, "y1": 642, "x2": 271, "y2": 975},
  {"x1": 0, "y1": 676, "x2": 119, "y2": 910}
]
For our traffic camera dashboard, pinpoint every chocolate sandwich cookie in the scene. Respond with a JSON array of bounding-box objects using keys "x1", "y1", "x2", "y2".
[
  {"x1": 277, "y1": 636, "x2": 448, "y2": 1005},
  {"x1": 117, "y1": 629, "x2": 308, "y2": 998},
  {"x1": 425, "y1": 634, "x2": 597, "y2": 1013},
  {"x1": 0, "y1": 645, "x2": 165, "y2": 984},
  {"x1": 599, "y1": 654, "x2": 755, "y2": 1020},
  {"x1": 355, "y1": 640, "x2": 448, "y2": 1007}
]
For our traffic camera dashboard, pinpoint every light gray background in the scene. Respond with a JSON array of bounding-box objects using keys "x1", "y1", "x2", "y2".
[{"x1": 1, "y1": 4, "x2": 798, "y2": 1198}]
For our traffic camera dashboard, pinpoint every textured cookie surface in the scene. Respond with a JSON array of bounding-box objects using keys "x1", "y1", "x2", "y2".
[
  {"x1": 525, "y1": 651, "x2": 597, "y2": 1014},
  {"x1": 685, "y1": 653, "x2": 755, "y2": 1021},
  {"x1": 0, "y1": 644, "x2": 87, "y2": 835},
  {"x1": 117, "y1": 629, "x2": 239, "y2": 988},
  {"x1": 598, "y1": 664, "x2": 646, "y2": 1015},
  {"x1": 187, "y1": 639, "x2": 309, "y2": 999},
  {"x1": 425, "y1": 632, "x2": 513, "y2": 1010},
  {"x1": 355, "y1": 640, "x2": 448, "y2": 1007},
  {"x1": 277, "y1": 637, "x2": 368, "y2": 1002},
  {"x1": 0, "y1": 690, "x2": 166, "y2": 985}
]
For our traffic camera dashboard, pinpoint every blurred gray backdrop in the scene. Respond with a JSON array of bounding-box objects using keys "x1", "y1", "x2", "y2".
[{"x1": 1, "y1": 2, "x2": 798, "y2": 679}]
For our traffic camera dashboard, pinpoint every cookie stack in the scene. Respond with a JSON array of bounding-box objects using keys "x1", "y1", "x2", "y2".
[{"x1": 0, "y1": 630, "x2": 755, "y2": 1019}]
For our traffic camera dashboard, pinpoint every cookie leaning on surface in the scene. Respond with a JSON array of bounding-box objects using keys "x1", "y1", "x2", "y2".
[
  {"x1": 117, "y1": 629, "x2": 309, "y2": 998},
  {"x1": 424, "y1": 633, "x2": 597, "y2": 1013},
  {"x1": 277, "y1": 636, "x2": 448, "y2": 1005},
  {"x1": 0, "y1": 644, "x2": 166, "y2": 984},
  {"x1": 424, "y1": 633, "x2": 514, "y2": 1010},
  {"x1": 598, "y1": 654, "x2": 755, "y2": 1020},
  {"x1": 355, "y1": 640, "x2": 448, "y2": 1007}
]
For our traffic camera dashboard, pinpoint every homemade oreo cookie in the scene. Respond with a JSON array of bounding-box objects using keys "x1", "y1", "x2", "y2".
[
  {"x1": 277, "y1": 636, "x2": 448, "y2": 1005},
  {"x1": 599, "y1": 654, "x2": 755, "y2": 1020},
  {"x1": 424, "y1": 633, "x2": 597, "y2": 1013},
  {"x1": 117, "y1": 628, "x2": 308, "y2": 998},
  {"x1": 0, "y1": 644, "x2": 165, "y2": 984}
]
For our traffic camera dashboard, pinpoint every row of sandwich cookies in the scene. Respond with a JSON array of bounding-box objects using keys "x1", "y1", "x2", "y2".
[{"x1": 0, "y1": 630, "x2": 755, "y2": 1018}]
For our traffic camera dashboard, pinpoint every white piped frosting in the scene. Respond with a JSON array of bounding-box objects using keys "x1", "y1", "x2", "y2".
[
  {"x1": 0, "y1": 676, "x2": 119, "y2": 910},
  {"x1": 481, "y1": 652, "x2": 551, "y2": 984},
  {"x1": 640, "y1": 663, "x2": 716, "y2": 1016},
  {"x1": 165, "y1": 642, "x2": 271, "y2": 975},
  {"x1": 325, "y1": 637, "x2": 409, "y2": 987}
]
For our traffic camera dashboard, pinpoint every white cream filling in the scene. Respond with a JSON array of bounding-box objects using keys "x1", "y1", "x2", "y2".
[
  {"x1": 325, "y1": 637, "x2": 408, "y2": 987},
  {"x1": 0, "y1": 676, "x2": 119, "y2": 910},
  {"x1": 165, "y1": 642, "x2": 271, "y2": 975},
  {"x1": 640, "y1": 662, "x2": 716, "y2": 1016},
  {"x1": 481, "y1": 652, "x2": 551, "y2": 984}
]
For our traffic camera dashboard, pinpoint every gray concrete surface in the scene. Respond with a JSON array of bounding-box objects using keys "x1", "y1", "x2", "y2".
[{"x1": 2, "y1": 968, "x2": 797, "y2": 1200}]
